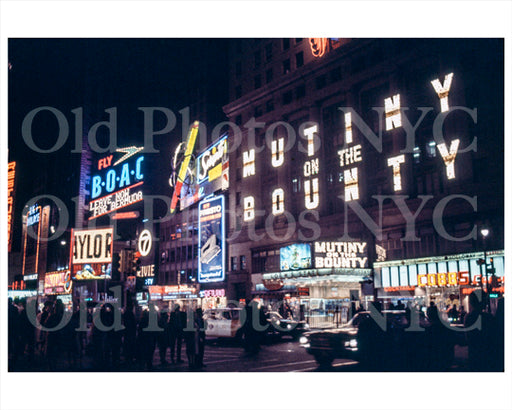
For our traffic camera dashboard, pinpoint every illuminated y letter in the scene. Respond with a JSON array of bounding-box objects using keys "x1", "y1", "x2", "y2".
[
  {"x1": 437, "y1": 139, "x2": 460, "y2": 179},
  {"x1": 431, "y1": 73, "x2": 453, "y2": 113}
]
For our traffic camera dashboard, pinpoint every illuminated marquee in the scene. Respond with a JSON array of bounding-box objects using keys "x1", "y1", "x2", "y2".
[
  {"x1": 314, "y1": 241, "x2": 368, "y2": 269},
  {"x1": 339, "y1": 112, "x2": 362, "y2": 202},
  {"x1": 44, "y1": 271, "x2": 72, "y2": 295},
  {"x1": 7, "y1": 162, "x2": 15, "y2": 252},
  {"x1": 89, "y1": 147, "x2": 145, "y2": 219}
]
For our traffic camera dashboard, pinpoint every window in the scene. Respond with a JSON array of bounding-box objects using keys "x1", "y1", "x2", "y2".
[
  {"x1": 426, "y1": 141, "x2": 436, "y2": 157},
  {"x1": 296, "y1": 84, "x2": 305, "y2": 99},
  {"x1": 254, "y1": 50, "x2": 261, "y2": 67},
  {"x1": 282, "y1": 59, "x2": 291, "y2": 74},
  {"x1": 413, "y1": 146, "x2": 421, "y2": 164},
  {"x1": 292, "y1": 177, "x2": 300, "y2": 193},
  {"x1": 315, "y1": 75, "x2": 327, "y2": 89},
  {"x1": 295, "y1": 51, "x2": 304, "y2": 68},
  {"x1": 295, "y1": 38, "x2": 302, "y2": 44},
  {"x1": 330, "y1": 66, "x2": 342, "y2": 82},
  {"x1": 240, "y1": 255, "x2": 247, "y2": 270},
  {"x1": 265, "y1": 43, "x2": 273, "y2": 61},
  {"x1": 236, "y1": 191, "x2": 241, "y2": 206},
  {"x1": 282, "y1": 90, "x2": 292, "y2": 105},
  {"x1": 231, "y1": 256, "x2": 238, "y2": 271},
  {"x1": 235, "y1": 114, "x2": 242, "y2": 126},
  {"x1": 235, "y1": 86, "x2": 241, "y2": 99},
  {"x1": 235, "y1": 61, "x2": 241, "y2": 77},
  {"x1": 254, "y1": 105, "x2": 263, "y2": 117},
  {"x1": 254, "y1": 74, "x2": 261, "y2": 89},
  {"x1": 266, "y1": 100, "x2": 274, "y2": 113},
  {"x1": 282, "y1": 38, "x2": 290, "y2": 50},
  {"x1": 265, "y1": 68, "x2": 273, "y2": 84}
]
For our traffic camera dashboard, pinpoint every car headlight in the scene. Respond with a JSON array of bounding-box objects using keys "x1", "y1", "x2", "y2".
[
  {"x1": 299, "y1": 336, "x2": 309, "y2": 345},
  {"x1": 287, "y1": 324, "x2": 292, "y2": 330},
  {"x1": 304, "y1": 324, "x2": 310, "y2": 329},
  {"x1": 275, "y1": 320, "x2": 280, "y2": 326},
  {"x1": 344, "y1": 339, "x2": 358, "y2": 348}
]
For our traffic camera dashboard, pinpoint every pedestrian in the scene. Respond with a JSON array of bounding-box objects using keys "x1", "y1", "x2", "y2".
[
  {"x1": 458, "y1": 304, "x2": 466, "y2": 323},
  {"x1": 8, "y1": 297, "x2": 20, "y2": 371},
  {"x1": 448, "y1": 304, "x2": 459, "y2": 322},
  {"x1": 169, "y1": 305, "x2": 185, "y2": 364},
  {"x1": 122, "y1": 300, "x2": 137, "y2": 365},
  {"x1": 18, "y1": 298, "x2": 36, "y2": 364},
  {"x1": 194, "y1": 308, "x2": 206, "y2": 368},
  {"x1": 426, "y1": 301, "x2": 438, "y2": 322},
  {"x1": 464, "y1": 291, "x2": 492, "y2": 371},
  {"x1": 45, "y1": 300, "x2": 66, "y2": 370},
  {"x1": 157, "y1": 310, "x2": 170, "y2": 366},
  {"x1": 137, "y1": 308, "x2": 157, "y2": 370}
]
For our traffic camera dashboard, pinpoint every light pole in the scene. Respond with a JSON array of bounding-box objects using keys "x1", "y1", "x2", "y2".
[{"x1": 481, "y1": 228, "x2": 489, "y2": 312}]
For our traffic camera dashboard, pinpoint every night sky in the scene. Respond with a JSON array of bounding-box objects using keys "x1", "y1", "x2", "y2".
[{"x1": 8, "y1": 38, "x2": 230, "y2": 247}]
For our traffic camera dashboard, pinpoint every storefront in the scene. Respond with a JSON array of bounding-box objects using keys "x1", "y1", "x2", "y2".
[{"x1": 374, "y1": 250, "x2": 505, "y2": 315}]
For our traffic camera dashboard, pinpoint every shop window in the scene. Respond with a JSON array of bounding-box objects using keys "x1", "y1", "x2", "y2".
[{"x1": 240, "y1": 255, "x2": 247, "y2": 270}]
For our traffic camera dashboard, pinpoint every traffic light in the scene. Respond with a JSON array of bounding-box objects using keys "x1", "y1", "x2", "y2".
[{"x1": 112, "y1": 253, "x2": 121, "y2": 281}]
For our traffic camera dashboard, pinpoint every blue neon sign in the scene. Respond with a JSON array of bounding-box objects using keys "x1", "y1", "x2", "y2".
[
  {"x1": 91, "y1": 156, "x2": 144, "y2": 199},
  {"x1": 198, "y1": 195, "x2": 225, "y2": 283}
]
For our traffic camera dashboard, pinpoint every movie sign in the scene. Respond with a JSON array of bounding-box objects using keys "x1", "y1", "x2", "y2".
[
  {"x1": 198, "y1": 195, "x2": 225, "y2": 283},
  {"x1": 71, "y1": 227, "x2": 113, "y2": 280},
  {"x1": 314, "y1": 241, "x2": 368, "y2": 269},
  {"x1": 44, "y1": 271, "x2": 72, "y2": 295}
]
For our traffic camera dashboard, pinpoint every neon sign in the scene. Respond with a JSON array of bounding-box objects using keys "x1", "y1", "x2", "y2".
[
  {"x1": 303, "y1": 125, "x2": 319, "y2": 209},
  {"x1": 387, "y1": 154, "x2": 405, "y2": 191},
  {"x1": 272, "y1": 188, "x2": 285, "y2": 215},
  {"x1": 198, "y1": 195, "x2": 225, "y2": 283},
  {"x1": 309, "y1": 38, "x2": 328, "y2": 58},
  {"x1": 243, "y1": 149, "x2": 256, "y2": 177},
  {"x1": 271, "y1": 138, "x2": 284, "y2": 167},
  {"x1": 384, "y1": 94, "x2": 402, "y2": 130},
  {"x1": 70, "y1": 227, "x2": 113, "y2": 280},
  {"x1": 44, "y1": 270, "x2": 72, "y2": 295},
  {"x1": 7, "y1": 161, "x2": 15, "y2": 252}
]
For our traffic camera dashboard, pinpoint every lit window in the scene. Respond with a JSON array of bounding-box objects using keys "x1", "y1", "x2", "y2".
[{"x1": 427, "y1": 141, "x2": 436, "y2": 157}]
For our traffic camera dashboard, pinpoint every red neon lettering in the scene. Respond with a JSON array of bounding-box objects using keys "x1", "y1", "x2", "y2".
[{"x1": 98, "y1": 155, "x2": 113, "y2": 170}]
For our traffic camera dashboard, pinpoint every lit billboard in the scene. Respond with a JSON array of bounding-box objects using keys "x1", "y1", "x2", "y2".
[
  {"x1": 7, "y1": 161, "x2": 15, "y2": 252},
  {"x1": 280, "y1": 243, "x2": 312, "y2": 271},
  {"x1": 88, "y1": 147, "x2": 144, "y2": 220},
  {"x1": 198, "y1": 195, "x2": 225, "y2": 283},
  {"x1": 314, "y1": 241, "x2": 368, "y2": 269},
  {"x1": 70, "y1": 227, "x2": 113, "y2": 280},
  {"x1": 180, "y1": 135, "x2": 229, "y2": 210},
  {"x1": 44, "y1": 271, "x2": 72, "y2": 295}
]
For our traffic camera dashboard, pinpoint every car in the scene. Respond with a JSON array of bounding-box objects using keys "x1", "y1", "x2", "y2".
[
  {"x1": 203, "y1": 307, "x2": 243, "y2": 340},
  {"x1": 265, "y1": 311, "x2": 310, "y2": 340},
  {"x1": 299, "y1": 310, "x2": 433, "y2": 368}
]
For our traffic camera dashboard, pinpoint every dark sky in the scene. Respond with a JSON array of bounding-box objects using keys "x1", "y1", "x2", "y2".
[{"x1": 8, "y1": 38, "x2": 230, "y2": 247}]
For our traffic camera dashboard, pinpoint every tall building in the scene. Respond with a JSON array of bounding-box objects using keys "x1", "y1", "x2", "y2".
[{"x1": 223, "y1": 38, "x2": 504, "y2": 320}]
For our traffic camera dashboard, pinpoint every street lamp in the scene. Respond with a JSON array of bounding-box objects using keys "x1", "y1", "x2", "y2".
[{"x1": 481, "y1": 228, "x2": 489, "y2": 311}]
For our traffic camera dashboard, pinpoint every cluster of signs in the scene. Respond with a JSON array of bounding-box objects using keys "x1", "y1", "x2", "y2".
[{"x1": 70, "y1": 227, "x2": 113, "y2": 280}]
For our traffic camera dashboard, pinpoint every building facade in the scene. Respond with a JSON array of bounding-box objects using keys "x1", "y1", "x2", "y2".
[{"x1": 222, "y1": 38, "x2": 504, "y2": 320}]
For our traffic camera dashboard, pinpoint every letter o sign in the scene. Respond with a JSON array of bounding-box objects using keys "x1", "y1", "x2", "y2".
[{"x1": 138, "y1": 229, "x2": 152, "y2": 257}]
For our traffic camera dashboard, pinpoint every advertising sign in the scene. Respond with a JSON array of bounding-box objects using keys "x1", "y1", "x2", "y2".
[
  {"x1": 7, "y1": 161, "x2": 16, "y2": 252},
  {"x1": 88, "y1": 147, "x2": 145, "y2": 220},
  {"x1": 280, "y1": 244, "x2": 312, "y2": 271},
  {"x1": 44, "y1": 271, "x2": 72, "y2": 295},
  {"x1": 70, "y1": 227, "x2": 113, "y2": 280},
  {"x1": 149, "y1": 285, "x2": 198, "y2": 300},
  {"x1": 198, "y1": 195, "x2": 225, "y2": 283},
  {"x1": 314, "y1": 241, "x2": 368, "y2": 269},
  {"x1": 180, "y1": 135, "x2": 229, "y2": 210}
]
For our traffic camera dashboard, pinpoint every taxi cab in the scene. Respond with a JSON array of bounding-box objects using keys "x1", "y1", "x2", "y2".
[{"x1": 204, "y1": 308, "x2": 243, "y2": 339}]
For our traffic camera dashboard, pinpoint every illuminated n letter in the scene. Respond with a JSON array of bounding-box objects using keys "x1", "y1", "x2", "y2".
[
  {"x1": 384, "y1": 94, "x2": 402, "y2": 130},
  {"x1": 304, "y1": 178, "x2": 319, "y2": 209},
  {"x1": 243, "y1": 149, "x2": 255, "y2": 177},
  {"x1": 344, "y1": 168, "x2": 359, "y2": 201},
  {"x1": 431, "y1": 73, "x2": 453, "y2": 113},
  {"x1": 437, "y1": 139, "x2": 460, "y2": 179},
  {"x1": 271, "y1": 138, "x2": 284, "y2": 167},
  {"x1": 272, "y1": 188, "x2": 285, "y2": 215},
  {"x1": 387, "y1": 154, "x2": 405, "y2": 191},
  {"x1": 243, "y1": 196, "x2": 255, "y2": 221}
]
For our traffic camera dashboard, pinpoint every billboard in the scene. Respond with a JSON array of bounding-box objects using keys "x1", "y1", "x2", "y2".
[
  {"x1": 180, "y1": 135, "x2": 229, "y2": 210},
  {"x1": 88, "y1": 147, "x2": 145, "y2": 220},
  {"x1": 70, "y1": 227, "x2": 113, "y2": 280},
  {"x1": 314, "y1": 241, "x2": 368, "y2": 269},
  {"x1": 280, "y1": 243, "x2": 312, "y2": 271},
  {"x1": 7, "y1": 161, "x2": 15, "y2": 252},
  {"x1": 44, "y1": 271, "x2": 72, "y2": 295},
  {"x1": 198, "y1": 195, "x2": 225, "y2": 283}
]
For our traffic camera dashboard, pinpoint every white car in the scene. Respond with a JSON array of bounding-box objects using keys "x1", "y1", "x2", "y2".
[{"x1": 204, "y1": 308, "x2": 243, "y2": 339}]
